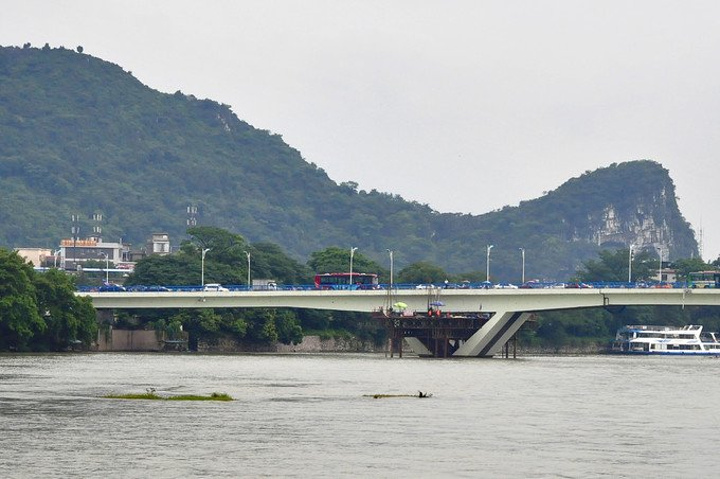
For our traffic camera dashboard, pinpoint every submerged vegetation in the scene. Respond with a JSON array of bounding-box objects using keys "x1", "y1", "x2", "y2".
[{"x1": 103, "y1": 391, "x2": 233, "y2": 401}]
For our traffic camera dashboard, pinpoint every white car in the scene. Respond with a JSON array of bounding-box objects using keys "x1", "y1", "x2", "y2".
[{"x1": 203, "y1": 283, "x2": 229, "y2": 292}]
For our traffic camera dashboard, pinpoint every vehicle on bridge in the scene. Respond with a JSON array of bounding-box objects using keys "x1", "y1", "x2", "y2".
[
  {"x1": 127, "y1": 285, "x2": 170, "y2": 292},
  {"x1": 611, "y1": 324, "x2": 720, "y2": 355},
  {"x1": 99, "y1": 282, "x2": 126, "y2": 292},
  {"x1": 203, "y1": 283, "x2": 229, "y2": 292},
  {"x1": 314, "y1": 272, "x2": 379, "y2": 290},
  {"x1": 688, "y1": 271, "x2": 720, "y2": 289}
]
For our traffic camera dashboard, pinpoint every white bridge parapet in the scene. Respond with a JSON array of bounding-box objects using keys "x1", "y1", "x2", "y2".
[{"x1": 78, "y1": 288, "x2": 720, "y2": 357}]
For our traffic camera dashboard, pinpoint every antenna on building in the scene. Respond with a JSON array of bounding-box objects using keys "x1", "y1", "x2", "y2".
[
  {"x1": 186, "y1": 204, "x2": 198, "y2": 227},
  {"x1": 698, "y1": 218, "x2": 704, "y2": 260},
  {"x1": 90, "y1": 212, "x2": 103, "y2": 242},
  {"x1": 71, "y1": 214, "x2": 81, "y2": 268}
]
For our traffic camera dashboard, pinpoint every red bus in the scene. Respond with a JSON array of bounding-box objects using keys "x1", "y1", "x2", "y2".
[{"x1": 314, "y1": 272, "x2": 380, "y2": 290}]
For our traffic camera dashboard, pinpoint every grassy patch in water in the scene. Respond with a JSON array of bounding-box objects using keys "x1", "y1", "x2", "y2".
[{"x1": 104, "y1": 391, "x2": 233, "y2": 401}]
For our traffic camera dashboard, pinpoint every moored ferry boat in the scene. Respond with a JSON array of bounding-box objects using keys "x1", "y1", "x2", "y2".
[{"x1": 611, "y1": 324, "x2": 720, "y2": 355}]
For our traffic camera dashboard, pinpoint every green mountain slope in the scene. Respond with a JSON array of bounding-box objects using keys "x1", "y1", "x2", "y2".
[{"x1": 0, "y1": 45, "x2": 697, "y2": 280}]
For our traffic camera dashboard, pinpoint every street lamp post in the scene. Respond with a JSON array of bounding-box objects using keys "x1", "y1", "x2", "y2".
[
  {"x1": 201, "y1": 248, "x2": 211, "y2": 286},
  {"x1": 349, "y1": 247, "x2": 358, "y2": 287},
  {"x1": 519, "y1": 247, "x2": 525, "y2": 284},
  {"x1": 656, "y1": 246, "x2": 663, "y2": 282},
  {"x1": 386, "y1": 249, "x2": 394, "y2": 289},
  {"x1": 628, "y1": 244, "x2": 635, "y2": 283},
  {"x1": 244, "y1": 250, "x2": 251, "y2": 290},
  {"x1": 53, "y1": 249, "x2": 61, "y2": 268},
  {"x1": 99, "y1": 252, "x2": 109, "y2": 284},
  {"x1": 486, "y1": 245, "x2": 494, "y2": 282}
]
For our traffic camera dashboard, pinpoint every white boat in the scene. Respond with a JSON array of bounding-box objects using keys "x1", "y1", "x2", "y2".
[{"x1": 611, "y1": 324, "x2": 720, "y2": 355}]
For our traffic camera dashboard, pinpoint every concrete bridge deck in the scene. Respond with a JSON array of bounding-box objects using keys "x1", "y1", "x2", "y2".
[{"x1": 79, "y1": 287, "x2": 720, "y2": 312}]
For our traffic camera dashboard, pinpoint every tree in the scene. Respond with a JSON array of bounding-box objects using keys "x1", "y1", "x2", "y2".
[
  {"x1": 33, "y1": 268, "x2": 97, "y2": 350},
  {"x1": 308, "y1": 247, "x2": 383, "y2": 275},
  {"x1": 126, "y1": 254, "x2": 201, "y2": 286},
  {"x1": 397, "y1": 262, "x2": 448, "y2": 284},
  {"x1": 274, "y1": 309, "x2": 303, "y2": 345},
  {"x1": 129, "y1": 230, "x2": 312, "y2": 287},
  {"x1": 0, "y1": 248, "x2": 96, "y2": 352},
  {"x1": 245, "y1": 309, "x2": 279, "y2": 343},
  {"x1": 672, "y1": 257, "x2": 713, "y2": 280},
  {"x1": 0, "y1": 249, "x2": 44, "y2": 350},
  {"x1": 249, "y1": 242, "x2": 312, "y2": 284},
  {"x1": 576, "y1": 248, "x2": 657, "y2": 283},
  {"x1": 186, "y1": 226, "x2": 250, "y2": 265}
]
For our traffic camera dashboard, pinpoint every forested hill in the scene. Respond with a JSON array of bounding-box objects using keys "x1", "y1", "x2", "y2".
[{"x1": 0, "y1": 45, "x2": 697, "y2": 280}]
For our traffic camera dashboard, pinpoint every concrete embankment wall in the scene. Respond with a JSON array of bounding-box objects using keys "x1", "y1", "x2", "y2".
[
  {"x1": 96, "y1": 329, "x2": 162, "y2": 351},
  {"x1": 95, "y1": 330, "x2": 377, "y2": 353}
]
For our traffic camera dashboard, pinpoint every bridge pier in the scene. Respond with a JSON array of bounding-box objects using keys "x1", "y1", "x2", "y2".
[
  {"x1": 454, "y1": 311, "x2": 532, "y2": 357},
  {"x1": 404, "y1": 337, "x2": 432, "y2": 357}
]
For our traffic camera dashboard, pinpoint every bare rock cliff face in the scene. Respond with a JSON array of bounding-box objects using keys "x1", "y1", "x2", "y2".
[
  {"x1": 564, "y1": 162, "x2": 696, "y2": 259},
  {"x1": 591, "y1": 202, "x2": 671, "y2": 252}
]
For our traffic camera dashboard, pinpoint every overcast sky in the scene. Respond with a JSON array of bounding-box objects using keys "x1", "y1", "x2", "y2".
[{"x1": 3, "y1": 1, "x2": 719, "y2": 261}]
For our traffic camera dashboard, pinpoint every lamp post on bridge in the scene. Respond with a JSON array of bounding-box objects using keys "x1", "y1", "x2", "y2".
[
  {"x1": 244, "y1": 250, "x2": 251, "y2": 290},
  {"x1": 486, "y1": 245, "x2": 494, "y2": 282},
  {"x1": 99, "y1": 252, "x2": 109, "y2": 284},
  {"x1": 655, "y1": 246, "x2": 664, "y2": 282},
  {"x1": 628, "y1": 244, "x2": 635, "y2": 283},
  {"x1": 519, "y1": 247, "x2": 525, "y2": 284},
  {"x1": 386, "y1": 249, "x2": 394, "y2": 290},
  {"x1": 349, "y1": 247, "x2": 358, "y2": 287},
  {"x1": 201, "y1": 248, "x2": 211, "y2": 287}
]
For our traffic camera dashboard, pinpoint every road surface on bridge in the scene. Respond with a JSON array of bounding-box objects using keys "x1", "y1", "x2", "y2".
[{"x1": 79, "y1": 287, "x2": 720, "y2": 312}]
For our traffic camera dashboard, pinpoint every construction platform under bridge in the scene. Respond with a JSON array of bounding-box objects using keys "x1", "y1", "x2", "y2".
[
  {"x1": 374, "y1": 287, "x2": 524, "y2": 358},
  {"x1": 373, "y1": 310, "x2": 492, "y2": 358}
]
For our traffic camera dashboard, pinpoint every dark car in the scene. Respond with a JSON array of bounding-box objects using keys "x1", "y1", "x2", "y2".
[
  {"x1": 99, "y1": 283, "x2": 126, "y2": 292},
  {"x1": 145, "y1": 285, "x2": 170, "y2": 292}
]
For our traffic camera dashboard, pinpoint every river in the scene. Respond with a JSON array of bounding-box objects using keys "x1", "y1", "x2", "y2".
[{"x1": 1, "y1": 352, "x2": 719, "y2": 478}]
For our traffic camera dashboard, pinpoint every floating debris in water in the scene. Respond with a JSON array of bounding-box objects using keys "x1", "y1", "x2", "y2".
[{"x1": 363, "y1": 391, "x2": 433, "y2": 399}]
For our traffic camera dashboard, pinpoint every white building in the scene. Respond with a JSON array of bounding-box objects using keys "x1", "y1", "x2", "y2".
[
  {"x1": 59, "y1": 238, "x2": 124, "y2": 270},
  {"x1": 150, "y1": 233, "x2": 170, "y2": 255},
  {"x1": 14, "y1": 248, "x2": 53, "y2": 267}
]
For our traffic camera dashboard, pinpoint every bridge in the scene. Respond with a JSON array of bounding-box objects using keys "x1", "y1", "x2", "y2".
[{"x1": 79, "y1": 287, "x2": 720, "y2": 358}]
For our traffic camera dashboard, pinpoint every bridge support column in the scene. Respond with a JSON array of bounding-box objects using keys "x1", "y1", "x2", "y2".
[
  {"x1": 453, "y1": 311, "x2": 531, "y2": 357},
  {"x1": 404, "y1": 337, "x2": 432, "y2": 357}
]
